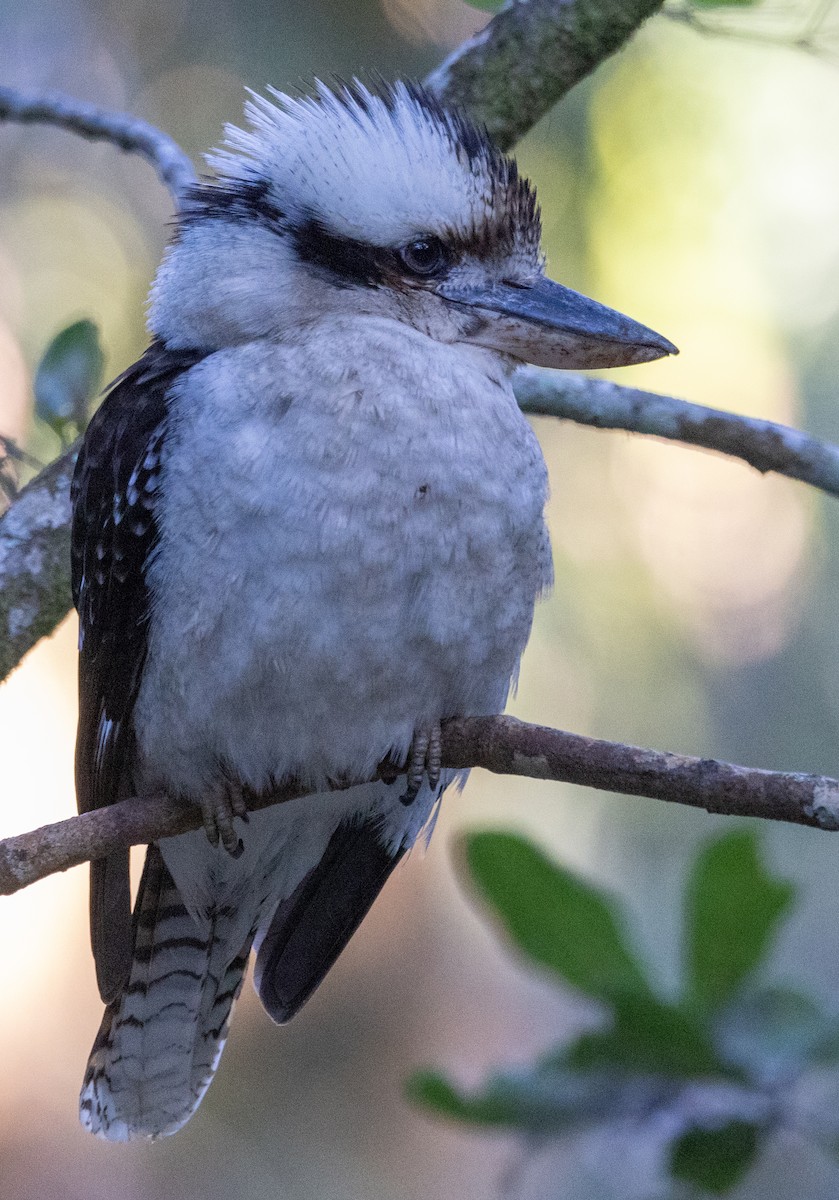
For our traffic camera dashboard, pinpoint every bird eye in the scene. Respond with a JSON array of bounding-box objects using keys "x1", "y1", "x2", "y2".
[{"x1": 398, "y1": 236, "x2": 449, "y2": 277}]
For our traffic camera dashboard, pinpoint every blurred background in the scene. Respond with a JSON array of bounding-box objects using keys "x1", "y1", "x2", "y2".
[{"x1": 3, "y1": 0, "x2": 839, "y2": 1196}]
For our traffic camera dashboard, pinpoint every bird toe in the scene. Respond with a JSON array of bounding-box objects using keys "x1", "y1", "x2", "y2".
[{"x1": 400, "y1": 723, "x2": 443, "y2": 805}]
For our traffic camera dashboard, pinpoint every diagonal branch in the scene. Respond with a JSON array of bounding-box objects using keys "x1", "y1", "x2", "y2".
[
  {"x1": 0, "y1": 445, "x2": 76, "y2": 681},
  {"x1": 2, "y1": 715, "x2": 838, "y2": 898},
  {"x1": 428, "y1": 0, "x2": 666, "y2": 151},
  {"x1": 516, "y1": 369, "x2": 839, "y2": 497}
]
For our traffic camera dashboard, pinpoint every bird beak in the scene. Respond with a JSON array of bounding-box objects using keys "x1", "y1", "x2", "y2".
[{"x1": 438, "y1": 276, "x2": 677, "y2": 369}]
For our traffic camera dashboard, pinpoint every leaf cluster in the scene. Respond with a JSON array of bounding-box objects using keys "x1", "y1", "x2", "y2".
[{"x1": 409, "y1": 830, "x2": 839, "y2": 1195}]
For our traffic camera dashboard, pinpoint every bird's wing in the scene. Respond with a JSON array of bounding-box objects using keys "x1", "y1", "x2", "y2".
[
  {"x1": 71, "y1": 340, "x2": 205, "y2": 1001},
  {"x1": 253, "y1": 814, "x2": 406, "y2": 1024}
]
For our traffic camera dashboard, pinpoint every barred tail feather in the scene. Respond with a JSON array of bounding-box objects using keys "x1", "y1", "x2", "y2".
[{"x1": 80, "y1": 846, "x2": 252, "y2": 1141}]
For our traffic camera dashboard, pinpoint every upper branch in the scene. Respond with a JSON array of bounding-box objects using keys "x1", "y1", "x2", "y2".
[
  {"x1": 427, "y1": 0, "x2": 666, "y2": 150},
  {"x1": 2, "y1": 715, "x2": 837, "y2": 897},
  {"x1": 0, "y1": 86, "x2": 197, "y2": 205}
]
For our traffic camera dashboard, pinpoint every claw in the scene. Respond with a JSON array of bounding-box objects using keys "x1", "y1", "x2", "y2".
[
  {"x1": 406, "y1": 730, "x2": 429, "y2": 800},
  {"x1": 400, "y1": 723, "x2": 443, "y2": 806},
  {"x1": 202, "y1": 804, "x2": 220, "y2": 847},
  {"x1": 427, "y1": 725, "x2": 442, "y2": 792},
  {"x1": 201, "y1": 782, "x2": 248, "y2": 857}
]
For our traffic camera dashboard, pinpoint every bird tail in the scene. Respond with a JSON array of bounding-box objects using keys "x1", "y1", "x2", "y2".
[{"x1": 79, "y1": 845, "x2": 252, "y2": 1141}]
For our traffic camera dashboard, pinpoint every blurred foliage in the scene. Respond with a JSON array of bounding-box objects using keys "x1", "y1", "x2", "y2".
[
  {"x1": 410, "y1": 829, "x2": 839, "y2": 1196},
  {"x1": 33, "y1": 318, "x2": 102, "y2": 446},
  {"x1": 0, "y1": 317, "x2": 102, "y2": 503},
  {"x1": 666, "y1": 0, "x2": 839, "y2": 57},
  {"x1": 690, "y1": 0, "x2": 759, "y2": 8},
  {"x1": 461, "y1": 831, "x2": 656, "y2": 1005},
  {"x1": 670, "y1": 1122, "x2": 760, "y2": 1194},
  {"x1": 684, "y1": 831, "x2": 795, "y2": 1014}
]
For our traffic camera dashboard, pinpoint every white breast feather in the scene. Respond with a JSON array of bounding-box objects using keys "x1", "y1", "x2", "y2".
[{"x1": 133, "y1": 317, "x2": 549, "y2": 803}]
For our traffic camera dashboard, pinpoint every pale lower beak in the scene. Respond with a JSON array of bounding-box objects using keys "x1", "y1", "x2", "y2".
[{"x1": 438, "y1": 276, "x2": 677, "y2": 369}]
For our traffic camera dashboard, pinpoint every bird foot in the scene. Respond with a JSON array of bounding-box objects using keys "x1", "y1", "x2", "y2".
[
  {"x1": 201, "y1": 778, "x2": 250, "y2": 857},
  {"x1": 400, "y1": 723, "x2": 442, "y2": 806}
]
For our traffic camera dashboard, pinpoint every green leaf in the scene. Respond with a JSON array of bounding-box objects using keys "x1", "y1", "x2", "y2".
[
  {"x1": 405, "y1": 1068, "x2": 574, "y2": 1132},
  {"x1": 461, "y1": 0, "x2": 505, "y2": 11},
  {"x1": 460, "y1": 831, "x2": 654, "y2": 1005},
  {"x1": 34, "y1": 319, "x2": 104, "y2": 435},
  {"x1": 670, "y1": 1122, "x2": 761, "y2": 1194},
  {"x1": 685, "y1": 831, "x2": 794, "y2": 1014},
  {"x1": 406, "y1": 1072, "x2": 500, "y2": 1125},
  {"x1": 567, "y1": 994, "x2": 726, "y2": 1078},
  {"x1": 403, "y1": 1070, "x2": 568, "y2": 1132},
  {"x1": 407, "y1": 1062, "x2": 648, "y2": 1134}
]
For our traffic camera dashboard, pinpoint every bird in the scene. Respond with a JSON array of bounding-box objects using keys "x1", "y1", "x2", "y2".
[{"x1": 71, "y1": 78, "x2": 675, "y2": 1142}]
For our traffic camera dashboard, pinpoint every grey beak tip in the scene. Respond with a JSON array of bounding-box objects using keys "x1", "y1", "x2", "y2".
[
  {"x1": 439, "y1": 275, "x2": 680, "y2": 370},
  {"x1": 661, "y1": 334, "x2": 679, "y2": 357},
  {"x1": 647, "y1": 332, "x2": 679, "y2": 360}
]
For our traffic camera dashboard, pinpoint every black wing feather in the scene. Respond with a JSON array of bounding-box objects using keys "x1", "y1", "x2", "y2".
[
  {"x1": 71, "y1": 340, "x2": 205, "y2": 1001},
  {"x1": 254, "y1": 817, "x2": 405, "y2": 1024}
]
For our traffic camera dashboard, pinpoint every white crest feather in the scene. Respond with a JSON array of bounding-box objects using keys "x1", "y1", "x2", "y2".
[{"x1": 207, "y1": 80, "x2": 510, "y2": 246}]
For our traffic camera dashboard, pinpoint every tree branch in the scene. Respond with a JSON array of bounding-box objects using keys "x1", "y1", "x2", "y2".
[
  {"x1": 2, "y1": 715, "x2": 838, "y2": 898},
  {"x1": 0, "y1": 445, "x2": 76, "y2": 680},
  {"x1": 0, "y1": 86, "x2": 197, "y2": 205},
  {"x1": 516, "y1": 368, "x2": 839, "y2": 497},
  {"x1": 428, "y1": 0, "x2": 666, "y2": 151}
]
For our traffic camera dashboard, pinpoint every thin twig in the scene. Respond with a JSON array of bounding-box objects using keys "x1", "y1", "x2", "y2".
[
  {"x1": 664, "y1": 0, "x2": 839, "y2": 61},
  {"x1": 516, "y1": 369, "x2": 839, "y2": 496},
  {"x1": 2, "y1": 715, "x2": 838, "y2": 898},
  {"x1": 0, "y1": 86, "x2": 197, "y2": 204}
]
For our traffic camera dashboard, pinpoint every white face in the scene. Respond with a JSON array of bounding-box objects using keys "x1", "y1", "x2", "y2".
[
  {"x1": 149, "y1": 81, "x2": 542, "y2": 351},
  {"x1": 149, "y1": 81, "x2": 675, "y2": 369}
]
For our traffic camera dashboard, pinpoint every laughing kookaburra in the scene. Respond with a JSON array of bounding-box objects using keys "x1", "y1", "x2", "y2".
[{"x1": 71, "y1": 80, "x2": 675, "y2": 1141}]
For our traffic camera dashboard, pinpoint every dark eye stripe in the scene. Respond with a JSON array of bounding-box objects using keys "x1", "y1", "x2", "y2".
[
  {"x1": 176, "y1": 176, "x2": 538, "y2": 285},
  {"x1": 292, "y1": 217, "x2": 390, "y2": 287},
  {"x1": 178, "y1": 179, "x2": 286, "y2": 234}
]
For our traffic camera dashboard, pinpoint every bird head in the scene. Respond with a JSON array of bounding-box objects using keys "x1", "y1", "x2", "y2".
[{"x1": 149, "y1": 80, "x2": 676, "y2": 369}]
